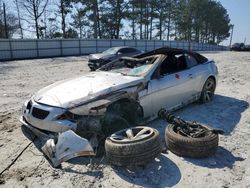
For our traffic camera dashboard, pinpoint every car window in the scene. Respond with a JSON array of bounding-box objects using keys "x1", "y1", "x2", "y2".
[
  {"x1": 102, "y1": 47, "x2": 119, "y2": 55},
  {"x1": 186, "y1": 54, "x2": 198, "y2": 68},
  {"x1": 119, "y1": 48, "x2": 138, "y2": 54},
  {"x1": 118, "y1": 48, "x2": 130, "y2": 54},
  {"x1": 99, "y1": 55, "x2": 161, "y2": 77},
  {"x1": 158, "y1": 54, "x2": 188, "y2": 76},
  {"x1": 127, "y1": 48, "x2": 137, "y2": 53}
]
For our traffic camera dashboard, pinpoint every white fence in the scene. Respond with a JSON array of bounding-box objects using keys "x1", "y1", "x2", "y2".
[{"x1": 0, "y1": 39, "x2": 228, "y2": 61}]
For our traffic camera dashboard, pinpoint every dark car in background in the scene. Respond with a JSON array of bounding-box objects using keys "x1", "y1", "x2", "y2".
[
  {"x1": 88, "y1": 46, "x2": 142, "y2": 70},
  {"x1": 231, "y1": 43, "x2": 250, "y2": 51},
  {"x1": 244, "y1": 45, "x2": 250, "y2": 51}
]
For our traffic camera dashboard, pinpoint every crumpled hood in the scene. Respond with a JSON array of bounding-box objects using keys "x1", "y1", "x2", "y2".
[{"x1": 33, "y1": 72, "x2": 144, "y2": 108}]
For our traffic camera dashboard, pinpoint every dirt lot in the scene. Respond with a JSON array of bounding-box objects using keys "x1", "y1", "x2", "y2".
[{"x1": 0, "y1": 52, "x2": 250, "y2": 188}]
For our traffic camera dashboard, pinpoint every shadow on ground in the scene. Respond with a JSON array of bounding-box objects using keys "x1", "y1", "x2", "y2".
[
  {"x1": 175, "y1": 94, "x2": 249, "y2": 135},
  {"x1": 20, "y1": 94, "x2": 248, "y2": 186},
  {"x1": 113, "y1": 154, "x2": 181, "y2": 187},
  {"x1": 184, "y1": 146, "x2": 245, "y2": 169}
]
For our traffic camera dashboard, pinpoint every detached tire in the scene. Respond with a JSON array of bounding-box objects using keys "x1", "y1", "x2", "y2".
[
  {"x1": 165, "y1": 124, "x2": 218, "y2": 158},
  {"x1": 105, "y1": 126, "x2": 161, "y2": 166}
]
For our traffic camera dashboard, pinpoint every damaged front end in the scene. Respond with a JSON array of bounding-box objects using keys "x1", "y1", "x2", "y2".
[{"x1": 20, "y1": 82, "x2": 146, "y2": 166}]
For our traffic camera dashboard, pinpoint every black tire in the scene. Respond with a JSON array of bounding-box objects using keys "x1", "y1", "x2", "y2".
[
  {"x1": 105, "y1": 126, "x2": 161, "y2": 166},
  {"x1": 165, "y1": 124, "x2": 218, "y2": 158},
  {"x1": 200, "y1": 77, "x2": 216, "y2": 103}
]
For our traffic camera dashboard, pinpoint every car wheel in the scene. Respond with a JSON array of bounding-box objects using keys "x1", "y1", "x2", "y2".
[
  {"x1": 165, "y1": 124, "x2": 218, "y2": 158},
  {"x1": 200, "y1": 77, "x2": 216, "y2": 103},
  {"x1": 105, "y1": 126, "x2": 161, "y2": 166}
]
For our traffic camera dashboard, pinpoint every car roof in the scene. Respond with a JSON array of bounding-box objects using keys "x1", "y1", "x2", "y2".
[
  {"x1": 137, "y1": 47, "x2": 190, "y2": 57},
  {"x1": 136, "y1": 47, "x2": 208, "y2": 63}
]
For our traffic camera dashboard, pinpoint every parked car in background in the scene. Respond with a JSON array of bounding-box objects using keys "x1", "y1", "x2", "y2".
[
  {"x1": 231, "y1": 43, "x2": 250, "y2": 51},
  {"x1": 244, "y1": 45, "x2": 250, "y2": 51},
  {"x1": 88, "y1": 46, "x2": 142, "y2": 70}
]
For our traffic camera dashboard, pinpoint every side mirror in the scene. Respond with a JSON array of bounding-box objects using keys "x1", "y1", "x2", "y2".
[{"x1": 117, "y1": 52, "x2": 122, "y2": 55}]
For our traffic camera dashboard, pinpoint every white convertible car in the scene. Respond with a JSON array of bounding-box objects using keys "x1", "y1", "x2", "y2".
[{"x1": 20, "y1": 47, "x2": 218, "y2": 140}]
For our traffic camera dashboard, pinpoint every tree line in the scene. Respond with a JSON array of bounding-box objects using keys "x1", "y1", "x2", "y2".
[{"x1": 0, "y1": 0, "x2": 231, "y2": 44}]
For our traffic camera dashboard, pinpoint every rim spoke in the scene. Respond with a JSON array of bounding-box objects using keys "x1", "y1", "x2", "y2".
[
  {"x1": 205, "y1": 92, "x2": 211, "y2": 101},
  {"x1": 126, "y1": 129, "x2": 134, "y2": 139},
  {"x1": 206, "y1": 82, "x2": 212, "y2": 90},
  {"x1": 110, "y1": 127, "x2": 154, "y2": 142},
  {"x1": 134, "y1": 128, "x2": 149, "y2": 139}
]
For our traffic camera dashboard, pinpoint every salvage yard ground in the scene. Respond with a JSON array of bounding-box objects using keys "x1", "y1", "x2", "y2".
[{"x1": 0, "y1": 52, "x2": 250, "y2": 188}]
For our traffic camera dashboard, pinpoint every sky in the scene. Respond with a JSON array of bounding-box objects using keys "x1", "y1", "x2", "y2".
[
  {"x1": 1, "y1": 0, "x2": 250, "y2": 46},
  {"x1": 218, "y1": 0, "x2": 250, "y2": 45}
]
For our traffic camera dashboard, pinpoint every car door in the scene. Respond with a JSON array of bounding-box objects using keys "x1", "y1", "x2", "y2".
[
  {"x1": 140, "y1": 54, "x2": 199, "y2": 117},
  {"x1": 185, "y1": 53, "x2": 205, "y2": 94}
]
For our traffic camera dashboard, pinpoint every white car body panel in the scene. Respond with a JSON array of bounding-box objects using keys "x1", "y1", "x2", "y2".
[{"x1": 33, "y1": 72, "x2": 144, "y2": 108}]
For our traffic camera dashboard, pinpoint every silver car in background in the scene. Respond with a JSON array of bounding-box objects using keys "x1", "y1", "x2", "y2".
[{"x1": 20, "y1": 47, "x2": 218, "y2": 144}]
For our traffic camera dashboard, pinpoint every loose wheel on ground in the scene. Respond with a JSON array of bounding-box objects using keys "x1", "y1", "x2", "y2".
[
  {"x1": 105, "y1": 126, "x2": 161, "y2": 166},
  {"x1": 165, "y1": 123, "x2": 219, "y2": 158}
]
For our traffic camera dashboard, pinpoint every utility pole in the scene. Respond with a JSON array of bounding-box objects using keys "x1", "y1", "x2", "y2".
[
  {"x1": 229, "y1": 24, "x2": 234, "y2": 48},
  {"x1": 3, "y1": 2, "x2": 8, "y2": 38},
  {"x1": 132, "y1": 0, "x2": 135, "y2": 40},
  {"x1": 44, "y1": 7, "x2": 47, "y2": 38}
]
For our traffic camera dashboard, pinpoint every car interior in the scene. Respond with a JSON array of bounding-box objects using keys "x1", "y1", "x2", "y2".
[{"x1": 160, "y1": 53, "x2": 188, "y2": 76}]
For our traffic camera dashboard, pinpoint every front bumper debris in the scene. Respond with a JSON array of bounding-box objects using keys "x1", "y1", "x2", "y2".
[
  {"x1": 41, "y1": 130, "x2": 95, "y2": 167},
  {"x1": 20, "y1": 116, "x2": 55, "y2": 139}
]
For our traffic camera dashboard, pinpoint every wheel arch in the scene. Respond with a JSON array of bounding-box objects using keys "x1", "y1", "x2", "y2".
[{"x1": 106, "y1": 97, "x2": 144, "y2": 120}]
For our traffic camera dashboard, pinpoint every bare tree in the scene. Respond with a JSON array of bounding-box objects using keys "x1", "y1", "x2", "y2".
[
  {"x1": 22, "y1": 0, "x2": 48, "y2": 39},
  {"x1": 13, "y1": 0, "x2": 23, "y2": 38},
  {"x1": 0, "y1": 12, "x2": 19, "y2": 38},
  {"x1": 71, "y1": 7, "x2": 87, "y2": 38},
  {"x1": 58, "y1": 0, "x2": 72, "y2": 38}
]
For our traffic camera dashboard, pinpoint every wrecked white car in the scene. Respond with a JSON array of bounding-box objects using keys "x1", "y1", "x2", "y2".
[{"x1": 20, "y1": 47, "x2": 218, "y2": 156}]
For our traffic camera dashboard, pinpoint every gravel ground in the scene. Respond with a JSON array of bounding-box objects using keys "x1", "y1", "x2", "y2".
[{"x1": 0, "y1": 52, "x2": 250, "y2": 188}]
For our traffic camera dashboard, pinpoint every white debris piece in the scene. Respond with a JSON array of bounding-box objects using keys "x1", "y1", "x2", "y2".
[{"x1": 42, "y1": 130, "x2": 95, "y2": 167}]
